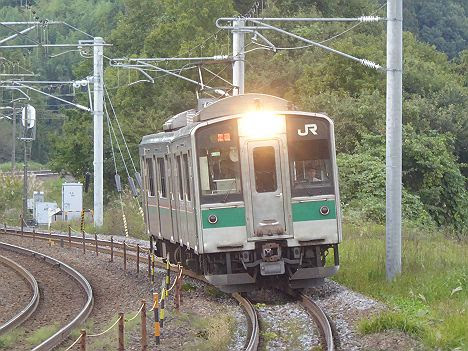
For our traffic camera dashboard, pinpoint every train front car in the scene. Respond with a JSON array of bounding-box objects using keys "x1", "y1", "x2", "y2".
[{"x1": 193, "y1": 95, "x2": 341, "y2": 292}]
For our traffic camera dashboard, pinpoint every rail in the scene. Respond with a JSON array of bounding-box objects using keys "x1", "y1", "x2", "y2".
[
  {"x1": 299, "y1": 292, "x2": 334, "y2": 351},
  {"x1": 0, "y1": 255, "x2": 40, "y2": 335},
  {"x1": 0, "y1": 242, "x2": 94, "y2": 351},
  {"x1": 1, "y1": 225, "x2": 260, "y2": 351}
]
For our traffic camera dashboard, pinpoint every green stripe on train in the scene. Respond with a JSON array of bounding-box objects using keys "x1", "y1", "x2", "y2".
[
  {"x1": 292, "y1": 200, "x2": 336, "y2": 222},
  {"x1": 202, "y1": 207, "x2": 246, "y2": 229}
]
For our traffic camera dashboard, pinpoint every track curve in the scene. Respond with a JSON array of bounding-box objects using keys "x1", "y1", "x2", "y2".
[
  {"x1": 0, "y1": 241, "x2": 94, "y2": 351},
  {"x1": 0, "y1": 254, "x2": 40, "y2": 335},
  {"x1": 299, "y1": 292, "x2": 334, "y2": 351}
]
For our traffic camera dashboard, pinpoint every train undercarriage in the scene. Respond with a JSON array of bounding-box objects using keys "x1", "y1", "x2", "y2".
[{"x1": 154, "y1": 236, "x2": 339, "y2": 292}]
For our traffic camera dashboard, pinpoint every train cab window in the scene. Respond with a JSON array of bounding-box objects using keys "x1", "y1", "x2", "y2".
[
  {"x1": 157, "y1": 157, "x2": 167, "y2": 198},
  {"x1": 196, "y1": 120, "x2": 242, "y2": 204},
  {"x1": 289, "y1": 139, "x2": 334, "y2": 196},
  {"x1": 176, "y1": 155, "x2": 184, "y2": 200},
  {"x1": 183, "y1": 153, "x2": 191, "y2": 201},
  {"x1": 145, "y1": 158, "x2": 156, "y2": 197},
  {"x1": 286, "y1": 116, "x2": 334, "y2": 197},
  {"x1": 253, "y1": 146, "x2": 277, "y2": 193}
]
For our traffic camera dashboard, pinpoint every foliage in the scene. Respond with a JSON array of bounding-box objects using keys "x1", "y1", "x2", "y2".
[
  {"x1": 335, "y1": 222, "x2": 467, "y2": 350},
  {"x1": 403, "y1": 0, "x2": 468, "y2": 58},
  {"x1": 338, "y1": 130, "x2": 467, "y2": 231},
  {"x1": 0, "y1": 173, "x2": 23, "y2": 223},
  {"x1": 1, "y1": 0, "x2": 466, "y2": 232}
]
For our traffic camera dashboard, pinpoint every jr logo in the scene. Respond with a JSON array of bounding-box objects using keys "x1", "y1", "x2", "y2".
[{"x1": 297, "y1": 124, "x2": 318, "y2": 136}]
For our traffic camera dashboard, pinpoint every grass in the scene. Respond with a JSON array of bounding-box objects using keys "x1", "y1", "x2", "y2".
[
  {"x1": 0, "y1": 328, "x2": 25, "y2": 349},
  {"x1": 0, "y1": 172, "x2": 145, "y2": 239},
  {"x1": 25, "y1": 323, "x2": 60, "y2": 345},
  {"x1": 0, "y1": 161, "x2": 45, "y2": 172},
  {"x1": 178, "y1": 311, "x2": 235, "y2": 351},
  {"x1": 334, "y1": 222, "x2": 467, "y2": 350}
]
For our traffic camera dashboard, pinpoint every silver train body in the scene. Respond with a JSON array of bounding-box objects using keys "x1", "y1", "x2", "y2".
[{"x1": 139, "y1": 94, "x2": 341, "y2": 292}]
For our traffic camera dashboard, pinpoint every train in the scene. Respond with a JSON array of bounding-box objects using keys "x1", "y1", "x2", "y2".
[{"x1": 139, "y1": 94, "x2": 341, "y2": 292}]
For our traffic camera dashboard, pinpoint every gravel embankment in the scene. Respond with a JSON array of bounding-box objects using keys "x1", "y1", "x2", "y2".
[
  {"x1": 0, "y1": 234, "x2": 245, "y2": 351},
  {"x1": 0, "y1": 261, "x2": 32, "y2": 325}
]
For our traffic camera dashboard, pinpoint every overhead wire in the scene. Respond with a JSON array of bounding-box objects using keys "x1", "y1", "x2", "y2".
[{"x1": 247, "y1": 1, "x2": 388, "y2": 52}]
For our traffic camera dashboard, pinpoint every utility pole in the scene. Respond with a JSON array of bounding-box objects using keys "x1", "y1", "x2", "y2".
[
  {"x1": 22, "y1": 104, "x2": 28, "y2": 223},
  {"x1": 93, "y1": 37, "x2": 104, "y2": 227},
  {"x1": 11, "y1": 101, "x2": 16, "y2": 171},
  {"x1": 232, "y1": 19, "x2": 245, "y2": 95},
  {"x1": 386, "y1": 0, "x2": 403, "y2": 280}
]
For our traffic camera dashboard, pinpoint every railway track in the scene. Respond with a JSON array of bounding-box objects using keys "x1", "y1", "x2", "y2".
[
  {"x1": 0, "y1": 254, "x2": 39, "y2": 335},
  {"x1": 0, "y1": 241, "x2": 94, "y2": 351},
  {"x1": 1, "y1": 225, "x2": 334, "y2": 351}
]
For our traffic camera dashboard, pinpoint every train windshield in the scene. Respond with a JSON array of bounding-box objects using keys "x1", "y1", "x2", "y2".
[
  {"x1": 287, "y1": 116, "x2": 335, "y2": 197},
  {"x1": 196, "y1": 119, "x2": 243, "y2": 204}
]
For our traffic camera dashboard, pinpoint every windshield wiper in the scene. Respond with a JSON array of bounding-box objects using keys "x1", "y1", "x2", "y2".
[{"x1": 221, "y1": 179, "x2": 237, "y2": 203}]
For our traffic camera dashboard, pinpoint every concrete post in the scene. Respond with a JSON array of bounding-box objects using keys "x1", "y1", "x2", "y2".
[
  {"x1": 93, "y1": 37, "x2": 104, "y2": 227},
  {"x1": 386, "y1": 0, "x2": 403, "y2": 280},
  {"x1": 232, "y1": 19, "x2": 245, "y2": 95}
]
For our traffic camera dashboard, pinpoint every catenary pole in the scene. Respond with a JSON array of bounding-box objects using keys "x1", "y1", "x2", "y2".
[
  {"x1": 232, "y1": 19, "x2": 245, "y2": 95},
  {"x1": 11, "y1": 101, "x2": 16, "y2": 171},
  {"x1": 22, "y1": 105, "x2": 28, "y2": 222},
  {"x1": 93, "y1": 37, "x2": 104, "y2": 226},
  {"x1": 386, "y1": 0, "x2": 403, "y2": 280}
]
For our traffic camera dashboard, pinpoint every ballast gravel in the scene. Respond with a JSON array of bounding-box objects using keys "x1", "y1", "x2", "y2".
[
  {"x1": 1, "y1": 229, "x2": 424, "y2": 350},
  {"x1": 0, "y1": 233, "x2": 243, "y2": 351},
  {"x1": 248, "y1": 289, "x2": 321, "y2": 351},
  {"x1": 0, "y1": 261, "x2": 32, "y2": 325},
  {"x1": 306, "y1": 280, "x2": 424, "y2": 350}
]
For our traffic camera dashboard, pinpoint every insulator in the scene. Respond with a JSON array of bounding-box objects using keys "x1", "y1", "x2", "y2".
[
  {"x1": 360, "y1": 59, "x2": 382, "y2": 70},
  {"x1": 128, "y1": 176, "x2": 138, "y2": 197},
  {"x1": 359, "y1": 16, "x2": 382, "y2": 22},
  {"x1": 135, "y1": 172, "x2": 143, "y2": 190},
  {"x1": 114, "y1": 174, "x2": 122, "y2": 192}
]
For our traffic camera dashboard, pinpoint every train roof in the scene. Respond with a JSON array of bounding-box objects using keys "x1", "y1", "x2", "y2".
[{"x1": 140, "y1": 93, "x2": 296, "y2": 147}]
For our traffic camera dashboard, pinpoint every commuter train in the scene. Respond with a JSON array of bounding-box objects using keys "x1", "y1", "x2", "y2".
[{"x1": 139, "y1": 94, "x2": 341, "y2": 292}]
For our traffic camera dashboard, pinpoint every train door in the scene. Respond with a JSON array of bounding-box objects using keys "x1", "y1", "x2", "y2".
[
  {"x1": 247, "y1": 140, "x2": 286, "y2": 236},
  {"x1": 176, "y1": 154, "x2": 188, "y2": 246},
  {"x1": 168, "y1": 155, "x2": 179, "y2": 243},
  {"x1": 184, "y1": 151, "x2": 196, "y2": 249},
  {"x1": 156, "y1": 156, "x2": 172, "y2": 240}
]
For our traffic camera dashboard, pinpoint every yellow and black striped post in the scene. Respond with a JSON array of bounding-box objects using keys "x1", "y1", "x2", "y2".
[
  {"x1": 150, "y1": 236, "x2": 155, "y2": 286},
  {"x1": 165, "y1": 254, "x2": 170, "y2": 298},
  {"x1": 153, "y1": 292, "x2": 160, "y2": 345},
  {"x1": 122, "y1": 212, "x2": 129, "y2": 237},
  {"x1": 80, "y1": 209, "x2": 85, "y2": 234},
  {"x1": 160, "y1": 287, "x2": 165, "y2": 328}
]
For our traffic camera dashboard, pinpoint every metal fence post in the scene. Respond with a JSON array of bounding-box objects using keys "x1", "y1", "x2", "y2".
[
  {"x1": 68, "y1": 225, "x2": 72, "y2": 248},
  {"x1": 110, "y1": 236, "x2": 114, "y2": 262},
  {"x1": 123, "y1": 241, "x2": 127, "y2": 271},
  {"x1": 136, "y1": 244, "x2": 140, "y2": 274},
  {"x1": 141, "y1": 300, "x2": 147, "y2": 351},
  {"x1": 118, "y1": 312, "x2": 124, "y2": 351},
  {"x1": 94, "y1": 234, "x2": 98, "y2": 256},
  {"x1": 80, "y1": 329, "x2": 86, "y2": 351}
]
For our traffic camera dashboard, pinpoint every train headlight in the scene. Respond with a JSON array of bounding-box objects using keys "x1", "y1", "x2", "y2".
[
  {"x1": 238, "y1": 112, "x2": 285, "y2": 138},
  {"x1": 320, "y1": 206, "x2": 330, "y2": 216},
  {"x1": 208, "y1": 214, "x2": 218, "y2": 224}
]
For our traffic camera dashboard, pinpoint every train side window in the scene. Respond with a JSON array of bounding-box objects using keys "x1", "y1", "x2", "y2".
[
  {"x1": 183, "y1": 153, "x2": 191, "y2": 201},
  {"x1": 145, "y1": 158, "x2": 156, "y2": 197},
  {"x1": 176, "y1": 155, "x2": 184, "y2": 200},
  {"x1": 157, "y1": 157, "x2": 167, "y2": 198}
]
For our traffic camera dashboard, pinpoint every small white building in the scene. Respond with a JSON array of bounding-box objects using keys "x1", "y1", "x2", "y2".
[{"x1": 62, "y1": 183, "x2": 83, "y2": 221}]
